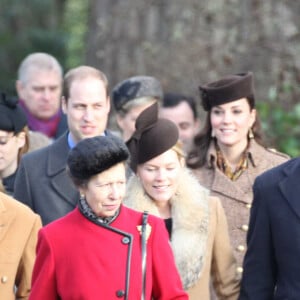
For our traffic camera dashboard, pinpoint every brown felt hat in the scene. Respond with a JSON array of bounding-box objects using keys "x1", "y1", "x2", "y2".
[
  {"x1": 126, "y1": 102, "x2": 179, "y2": 172},
  {"x1": 199, "y1": 72, "x2": 254, "y2": 111}
]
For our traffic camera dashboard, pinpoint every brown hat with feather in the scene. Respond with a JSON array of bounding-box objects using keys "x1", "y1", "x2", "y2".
[{"x1": 126, "y1": 102, "x2": 179, "y2": 172}]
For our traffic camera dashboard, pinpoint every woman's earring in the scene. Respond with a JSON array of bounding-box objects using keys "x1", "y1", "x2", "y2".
[
  {"x1": 248, "y1": 128, "x2": 254, "y2": 139},
  {"x1": 211, "y1": 129, "x2": 215, "y2": 138},
  {"x1": 80, "y1": 194, "x2": 85, "y2": 201}
]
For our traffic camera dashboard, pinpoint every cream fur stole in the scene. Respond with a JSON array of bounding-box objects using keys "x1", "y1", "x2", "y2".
[{"x1": 124, "y1": 168, "x2": 210, "y2": 289}]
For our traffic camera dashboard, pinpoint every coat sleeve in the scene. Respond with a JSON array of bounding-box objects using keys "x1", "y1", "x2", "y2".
[
  {"x1": 29, "y1": 229, "x2": 59, "y2": 300},
  {"x1": 210, "y1": 197, "x2": 240, "y2": 300},
  {"x1": 239, "y1": 178, "x2": 276, "y2": 299},
  {"x1": 13, "y1": 158, "x2": 33, "y2": 209},
  {"x1": 150, "y1": 217, "x2": 188, "y2": 300},
  {"x1": 15, "y1": 214, "x2": 42, "y2": 300}
]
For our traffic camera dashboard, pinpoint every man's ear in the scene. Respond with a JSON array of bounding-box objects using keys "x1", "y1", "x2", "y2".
[
  {"x1": 16, "y1": 80, "x2": 24, "y2": 98},
  {"x1": 61, "y1": 96, "x2": 67, "y2": 114}
]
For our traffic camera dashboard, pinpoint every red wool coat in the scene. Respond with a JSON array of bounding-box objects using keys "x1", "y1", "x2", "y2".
[{"x1": 29, "y1": 205, "x2": 187, "y2": 300}]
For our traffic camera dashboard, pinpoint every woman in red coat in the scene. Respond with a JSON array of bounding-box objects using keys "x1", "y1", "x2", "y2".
[{"x1": 29, "y1": 134, "x2": 187, "y2": 300}]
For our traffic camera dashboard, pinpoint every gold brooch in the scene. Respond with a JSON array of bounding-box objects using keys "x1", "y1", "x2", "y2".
[{"x1": 137, "y1": 224, "x2": 152, "y2": 241}]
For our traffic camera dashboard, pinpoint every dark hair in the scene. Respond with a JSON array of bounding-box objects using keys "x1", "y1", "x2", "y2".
[
  {"x1": 162, "y1": 93, "x2": 198, "y2": 120},
  {"x1": 187, "y1": 96, "x2": 265, "y2": 168}
]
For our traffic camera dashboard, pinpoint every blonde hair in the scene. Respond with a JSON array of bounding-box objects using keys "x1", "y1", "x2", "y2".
[{"x1": 172, "y1": 140, "x2": 185, "y2": 159}]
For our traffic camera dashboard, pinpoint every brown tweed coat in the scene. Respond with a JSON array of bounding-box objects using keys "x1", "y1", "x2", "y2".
[
  {"x1": 124, "y1": 168, "x2": 240, "y2": 300},
  {"x1": 192, "y1": 140, "x2": 289, "y2": 277}
]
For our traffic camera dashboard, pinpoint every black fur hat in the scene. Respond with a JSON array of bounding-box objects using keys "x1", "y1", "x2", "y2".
[
  {"x1": 126, "y1": 102, "x2": 179, "y2": 172},
  {"x1": 112, "y1": 76, "x2": 163, "y2": 112},
  {"x1": 67, "y1": 135, "x2": 129, "y2": 181},
  {"x1": 199, "y1": 72, "x2": 254, "y2": 111},
  {"x1": 0, "y1": 92, "x2": 27, "y2": 133}
]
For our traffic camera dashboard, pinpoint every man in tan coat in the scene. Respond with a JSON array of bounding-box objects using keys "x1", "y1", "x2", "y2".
[{"x1": 0, "y1": 188, "x2": 41, "y2": 299}]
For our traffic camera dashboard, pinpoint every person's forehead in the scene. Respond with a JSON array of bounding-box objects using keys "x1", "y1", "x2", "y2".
[
  {"x1": 0, "y1": 129, "x2": 12, "y2": 136},
  {"x1": 160, "y1": 102, "x2": 194, "y2": 119},
  {"x1": 70, "y1": 77, "x2": 105, "y2": 91},
  {"x1": 27, "y1": 66, "x2": 61, "y2": 81},
  {"x1": 93, "y1": 163, "x2": 126, "y2": 181}
]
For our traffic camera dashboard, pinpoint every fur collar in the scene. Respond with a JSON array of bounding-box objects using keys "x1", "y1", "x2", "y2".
[{"x1": 124, "y1": 168, "x2": 210, "y2": 289}]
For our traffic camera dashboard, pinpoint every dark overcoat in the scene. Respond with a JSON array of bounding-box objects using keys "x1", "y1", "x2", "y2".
[
  {"x1": 239, "y1": 158, "x2": 300, "y2": 299},
  {"x1": 13, "y1": 132, "x2": 77, "y2": 225},
  {"x1": 29, "y1": 205, "x2": 188, "y2": 300}
]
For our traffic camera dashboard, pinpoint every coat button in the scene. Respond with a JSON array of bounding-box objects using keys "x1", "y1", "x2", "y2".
[
  {"x1": 116, "y1": 289, "x2": 125, "y2": 297},
  {"x1": 122, "y1": 237, "x2": 130, "y2": 244},
  {"x1": 1, "y1": 276, "x2": 8, "y2": 283},
  {"x1": 241, "y1": 224, "x2": 249, "y2": 231},
  {"x1": 237, "y1": 245, "x2": 245, "y2": 252}
]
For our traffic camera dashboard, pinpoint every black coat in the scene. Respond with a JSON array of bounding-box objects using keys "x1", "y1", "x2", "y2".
[
  {"x1": 13, "y1": 132, "x2": 78, "y2": 225},
  {"x1": 239, "y1": 158, "x2": 300, "y2": 300}
]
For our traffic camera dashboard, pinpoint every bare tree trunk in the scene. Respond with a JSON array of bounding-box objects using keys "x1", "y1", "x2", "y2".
[{"x1": 85, "y1": 0, "x2": 300, "y2": 108}]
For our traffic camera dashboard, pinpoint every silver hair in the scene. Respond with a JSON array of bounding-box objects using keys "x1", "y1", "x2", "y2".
[{"x1": 18, "y1": 52, "x2": 63, "y2": 84}]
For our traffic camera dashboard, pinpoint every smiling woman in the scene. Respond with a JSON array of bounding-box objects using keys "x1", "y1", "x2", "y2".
[
  {"x1": 187, "y1": 72, "x2": 290, "y2": 276},
  {"x1": 124, "y1": 102, "x2": 240, "y2": 299}
]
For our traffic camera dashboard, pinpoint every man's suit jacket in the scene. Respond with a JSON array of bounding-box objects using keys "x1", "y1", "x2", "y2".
[
  {"x1": 239, "y1": 157, "x2": 300, "y2": 300},
  {"x1": 13, "y1": 132, "x2": 78, "y2": 225},
  {"x1": 0, "y1": 192, "x2": 41, "y2": 300}
]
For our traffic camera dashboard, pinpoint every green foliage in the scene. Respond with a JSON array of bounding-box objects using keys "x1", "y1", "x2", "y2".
[
  {"x1": 258, "y1": 86, "x2": 300, "y2": 158},
  {"x1": 63, "y1": 1, "x2": 88, "y2": 69},
  {"x1": 0, "y1": 0, "x2": 68, "y2": 95}
]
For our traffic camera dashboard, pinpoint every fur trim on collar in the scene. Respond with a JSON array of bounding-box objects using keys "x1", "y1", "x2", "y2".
[{"x1": 124, "y1": 168, "x2": 210, "y2": 289}]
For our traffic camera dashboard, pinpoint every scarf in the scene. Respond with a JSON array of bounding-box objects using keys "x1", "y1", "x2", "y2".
[
  {"x1": 78, "y1": 195, "x2": 119, "y2": 225},
  {"x1": 215, "y1": 141, "x2": 248, "y2": 181},
  {"x1": 19, "y1": 100, "x2": 61, "y2": 138}
]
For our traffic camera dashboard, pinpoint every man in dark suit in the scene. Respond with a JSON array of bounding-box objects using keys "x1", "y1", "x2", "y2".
[
  {"x1": 239, "y1": 158, "x2": 300, "y2": 300},
  {"x1": 13, "y1": 66, "x2": 111, "y2": 225}
]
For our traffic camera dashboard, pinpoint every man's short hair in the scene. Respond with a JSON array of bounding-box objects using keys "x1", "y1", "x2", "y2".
[
  {"x1": 63, "y1": 66, "x2": 109, "y2": 102},
  {"x1": 162, "y1": 93, "x2": 198, "y2": 120},
  {"x1": 18, "y1": 52, "x2": 63, "y2": 84}
]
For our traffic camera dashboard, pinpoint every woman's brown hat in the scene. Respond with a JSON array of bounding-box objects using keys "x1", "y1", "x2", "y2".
[
  {"x1": 126, "y1": 102, "x2": 179, "y2": 172},
  {"x1": 199, "y1": 72, "x2": 254, "y2": 111}
]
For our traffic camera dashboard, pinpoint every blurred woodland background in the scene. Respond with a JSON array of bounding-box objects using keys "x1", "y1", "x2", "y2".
[{"x1": 1, "y1": 0, "x2": 300, "y2": 156}]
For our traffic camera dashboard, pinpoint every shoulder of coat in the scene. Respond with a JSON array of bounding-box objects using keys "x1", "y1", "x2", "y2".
[{"x1": 266, "y1": 147, "x2": 290, "y2": 159}]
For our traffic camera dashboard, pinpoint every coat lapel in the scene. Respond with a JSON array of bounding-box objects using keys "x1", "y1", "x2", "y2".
[
  {"x1": 279, "y1": 158, "x2": 300, "y2": 220},
  {"x1": 0, "y1": 199, "x2": 16, "y2": 243},
  {"x1": 210, "y1": 169, "x2": 252, "y2": 204},
  {"x1": 46, "y1": 133, "x2": 78, "y2": 206}
]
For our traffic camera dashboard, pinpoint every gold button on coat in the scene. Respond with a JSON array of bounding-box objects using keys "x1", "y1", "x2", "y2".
[
  {"x1": 241, "y1": 224, "x2": 249, "y2": 231},
  {"x1": 237, "y1": 245, "x2": 245, "y2": 252}
]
